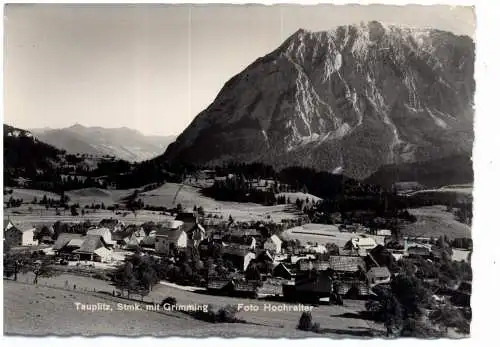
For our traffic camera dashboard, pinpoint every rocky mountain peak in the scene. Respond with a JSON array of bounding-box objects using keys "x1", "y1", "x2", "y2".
[{"x1": 163, "y1": 22, "x2": 474, "y2": 179}]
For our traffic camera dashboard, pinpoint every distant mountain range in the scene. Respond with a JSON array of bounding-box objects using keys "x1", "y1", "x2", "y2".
[
  {"x1": 31, "y1": 124, "x2": 176, "y2": 163},
  {"x1": 163, "y1": 21, "x2": 474, "y2": 181}
]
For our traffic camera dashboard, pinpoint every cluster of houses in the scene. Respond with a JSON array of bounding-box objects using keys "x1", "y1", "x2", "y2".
[{"x1": 4, "y1": 213, "x2": 471, "y2": 305}]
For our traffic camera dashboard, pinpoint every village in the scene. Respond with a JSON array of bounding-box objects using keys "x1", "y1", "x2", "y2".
[{"x1": 3, "y1": 174, "x2": 473, "y2": 338}]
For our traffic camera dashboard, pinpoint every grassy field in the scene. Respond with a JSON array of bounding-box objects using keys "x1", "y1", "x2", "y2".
[
  {"x1": 281, "y1": 223, "x2": 385, "y2": 246},
  {"x1": 5, "y1": 183, "x2": 300, "y2": 224},
  {"x1": 137, "y1": 182, "x2": 299, "y2": 222},
  {"x1": 402, "y1": 205, "x2": 471, "y2": 239},
  {"x1": 4, "y1": 274, "x2": 384, "y2": 337}
]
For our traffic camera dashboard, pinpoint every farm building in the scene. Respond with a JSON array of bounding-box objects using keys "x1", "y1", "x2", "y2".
[
  {"x1": 264, "y1": 234, "x2": 282, "y2": 253},
  {"x1": 298, "y1": 260, "x2": 330, "y2": 272},
  {"x1": 366, "y1": 267, "x2": 391, "y2": 286},
  {"x1": 155, "y1": 221, "x2": 187, "y2": 254},
  {"x1": 74, "y1": 234, "x2": 112, "y2": 262},
  {"x1": 284, "y1": 272, "x2": 334, "y2": 303},
  {"x1": 87, "y1": 227, "x2": 114, "y2": 246},
  {"x1": 207, "y1": 278, "x2": 233, "y2": 294},
  {"x1": 53, "y1": 233, "x2": 85, "y2": 257},
  {"x1": 3, "y1": 219, "x2": 37, "y2": 247},
  {"x1": 233, "y1": 280, "x2": 260, "y2": 298},
  {"x1": 334, "y1": 279, "x2": 370, "y2": 298},
  {"x1": 329, "y1": 256, "x2": 366, "y2": 274},
  {"x1": 221, "y1": 247, "x2": 256, "y2": 271}
]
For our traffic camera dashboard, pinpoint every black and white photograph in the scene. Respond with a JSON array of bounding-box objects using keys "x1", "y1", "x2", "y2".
[{"x1": 3, "y1": 3, "x2": 475, "y2": 339}]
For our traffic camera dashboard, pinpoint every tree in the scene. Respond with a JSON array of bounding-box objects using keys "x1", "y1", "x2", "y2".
[
  {"x1": 176, "y1": 203, "x2": 183, "y2": 213},
  {"x1": 32, "y1": 258, "x2": 54, "y2": 285},
  {"x1": 70, "y1": 205, "x2": 79, "y2": 216},
  {"x1": 245, "y1": 262, "x2": 261, "y2": 281}
]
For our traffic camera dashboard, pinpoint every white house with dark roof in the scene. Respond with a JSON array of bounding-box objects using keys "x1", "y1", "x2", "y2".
[
  {"x1": 4, "y1": 219, "x2": 37, "y2": 247},
  {"x1": 155, "y1": 220, "x2": 187, "y2": 254}
]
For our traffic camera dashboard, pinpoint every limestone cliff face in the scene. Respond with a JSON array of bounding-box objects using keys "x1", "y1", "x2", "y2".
[{"x1": 164, "y1": 21, "x2": 475, "y2": 179}]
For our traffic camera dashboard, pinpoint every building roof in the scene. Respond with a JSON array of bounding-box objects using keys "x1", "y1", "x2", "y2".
[
  {"x1": 329, "y1": 256, "x2": 366, "y2": 272},
  {"x1": 67, "y1": 238, "x2": 85, "y2": 248},
  {"x1": 75, "y1": 235, "x2": 105, "y2": 254},
  {"x1": 53, "y1": 233, "x2": 84, "y2": 251},
  {"x1": 87, "y1": 227, "x2": 111, "y2": 238},
  {"x1": 267, "y1": 234, "x2": 282, "y2": 245},
  {"x1": 94, "y1": 246, "x2": 112, "y2": 259},
  {"x1": 156, "y1": 226, "x2": 185, "y2": 242},
  {"x1": 367, "y1": 266, "x2": 391, "y2": 278}
]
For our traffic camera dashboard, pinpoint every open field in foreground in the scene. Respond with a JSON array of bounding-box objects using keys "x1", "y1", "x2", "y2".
[
  {"x1": 4, "y1": 274, "x2": 383, "y2": 337},
  {"x1": 402, "y1": 205, "x2": 471, "y2": 239}
]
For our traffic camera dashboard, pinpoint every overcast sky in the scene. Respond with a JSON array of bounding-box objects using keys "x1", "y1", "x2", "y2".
[{"x1": 4, "y1": 4, "x2": 475, "y2": 136}]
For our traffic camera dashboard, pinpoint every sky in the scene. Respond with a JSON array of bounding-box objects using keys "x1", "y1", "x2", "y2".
[{"x1": 4, "y1": 4, "x2": 475, "y2": 137}]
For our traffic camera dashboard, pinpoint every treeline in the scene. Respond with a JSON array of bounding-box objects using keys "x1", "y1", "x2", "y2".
[{"x1": 201, "y1": 175, "x2": 277, "y2": 205}]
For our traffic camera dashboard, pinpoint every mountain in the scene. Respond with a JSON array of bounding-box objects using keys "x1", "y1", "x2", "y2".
[
  {"x1": 163, "y1": 21, "x2": 474, "y2": 180},
  {"x1": 364, "y1": 154, "x2": 473, "y2": 189},
  {"x1": 4, "y1": 124, "x2": 64, "y2": 184},
  {"x1": 31, "y1": 124, "x2": 176, "y2": 163}
]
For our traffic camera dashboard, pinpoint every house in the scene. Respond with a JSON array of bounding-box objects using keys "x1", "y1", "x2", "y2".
[
  {"x1": 366, "y1": 266, "x2": 391, "y2": 286},
  {"x1": 288, "y1": 272, "x2": 334, "y2": 302},
  {"x1": 74, "y1": 234, "x2": 110, "y2": 261},
  {"x1": 233, "y1": 279, "x2": 260, "y2": 298},
  {"x1": 329, "y1": 256, "x2": 366, "y2": 274},
  {"x1": 221, "y1": 247, "x2": 256, "y2": 271},
  {"x1": 334, "y1": 279, "x2": 370, "y2": 298},
  {"x1": 272, "y1": 263, "x2": 294, "y2": 280},
  {"x1": 87, "y1": 227, "x2": 113, "y2": 246},
  {"x1": 4, "y1": 219, "x2": 37, "y2": 247},
  {"x1": 93, "y1": 246, "x2": 113, "y2": 263},
  {"x1": 155, "y1": 221, "x2": 187, "y2": 254},
  {"x1": 207, "y1": 278, "x2": 233, "y2": 293},
  {"x1": 264, "y1": 234, "x2": 282, "y2": 253},
  {"x1": 53, "y1": 233, "x2": 85, "y2": 256}
]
